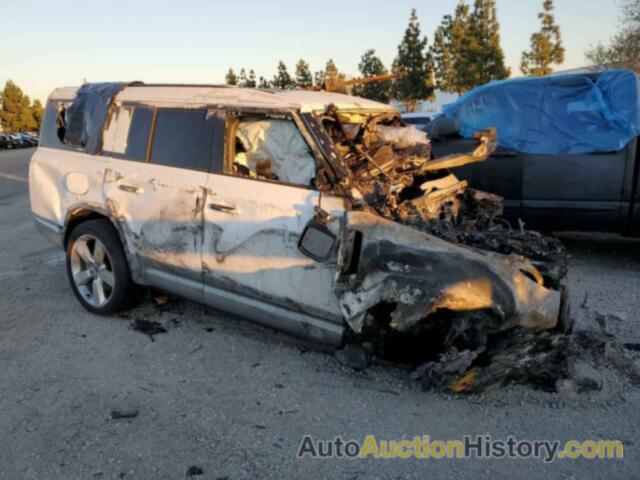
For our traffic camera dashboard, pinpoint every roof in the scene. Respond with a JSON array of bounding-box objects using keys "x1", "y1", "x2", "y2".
[{"x1": 48, "y1": 84, "x2": 395, "y2": 113}]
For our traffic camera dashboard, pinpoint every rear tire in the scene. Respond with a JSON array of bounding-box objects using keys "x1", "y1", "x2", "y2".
[{"x1": 66, "y1": 219, "x2": 143, "y2": 315}]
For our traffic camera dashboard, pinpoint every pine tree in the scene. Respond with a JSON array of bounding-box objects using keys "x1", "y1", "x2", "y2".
[
  {"x1": 462, "y1": 0, "x2": 510, "y2": 90},
  {"x1": 258, "y1": 76, "x2": 270, "y2": 88},
  {"x1": 521, "y1": 0, "x2": 565, "y2": 76},
  {"x1": 225, "y1": 68, "x2": 238, "y2": 85},
  {"x1": 272, "y1": 61, "x2": 295, "y2": 89},
  {"x1": 295, "y1": 59, "x2": 313, "y2": 88},
  {"x1": 431, "y1": 3, "x2": 470, "y2": 94},
  {"x1": 31, "y1": 99, "x2": 44, "y2": 131},
  {"x1": 237, "y1": 68, "x2": 248, "y2": 87},
  {"x1": 392, "y1": 9, "x2": 434, "y2": 112},
  {"x1": 352, "y1": 49, "x2": 391, "y2": 103},
  {"x1": 322, "y1": 59, "x2": 347, "y2": 93},
  {"x1": 0, "y1": 80, "x2": 37, "y2": 132},
  {"x1": 247, "y1": 70, "x2": 257, "y2": 88}
]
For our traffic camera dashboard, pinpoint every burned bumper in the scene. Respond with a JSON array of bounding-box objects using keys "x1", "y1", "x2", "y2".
[{"x1": 335, "y1": 211, "x2": 561, "y2": 335}]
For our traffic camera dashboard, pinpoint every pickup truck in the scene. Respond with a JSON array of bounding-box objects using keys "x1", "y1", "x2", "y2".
[
  {"x1": 429, "y1": 127, "x2": 640, "y2": 236},
  {"x1": 431, "y1": 70, "x2": 640, "y2": 236}
]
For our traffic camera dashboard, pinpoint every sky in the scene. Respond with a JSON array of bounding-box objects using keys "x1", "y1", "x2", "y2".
[{"x1": 0, "y1": 0, "x2": 622, "y2": 103}]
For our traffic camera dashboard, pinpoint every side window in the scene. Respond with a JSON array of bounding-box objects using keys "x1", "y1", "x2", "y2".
[
  {"x1": 102, "y1": 106, "x2": 152, "y2": 161},
  {"x1": 125, "y1": 108, "x2": 153, "y2": 160},
  {"x1": 40, "y1": 100, "x2": 80, "y2": 151},
  {"x1": 228, "y1": 114, "x2": 316, "y2": 187},
  {"x1": 149, "y1": 109, "x2": 206, "y2": 170},
  {"x1": 103, "y1": 106, "x2": 132, "y2": 155}
]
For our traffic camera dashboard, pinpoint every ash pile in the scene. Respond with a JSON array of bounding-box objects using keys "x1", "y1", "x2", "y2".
[{"x1": 410, "y1": 307, "x2": 640, "y2": 396}]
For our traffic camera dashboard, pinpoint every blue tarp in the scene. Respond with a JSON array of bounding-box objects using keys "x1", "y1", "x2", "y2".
[{"x1": 442, "y1": 70, "x2": 640, "y2": 155}]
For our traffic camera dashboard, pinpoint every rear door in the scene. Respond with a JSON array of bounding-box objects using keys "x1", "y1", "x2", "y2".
[{"x1": 102, "y1": 105, "x2": 218, "y2": 299}]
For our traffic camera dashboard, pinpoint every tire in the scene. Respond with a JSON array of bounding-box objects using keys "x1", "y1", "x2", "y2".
[{"x1": 66, "y1": 219, "x2": 143, "y2": 315}]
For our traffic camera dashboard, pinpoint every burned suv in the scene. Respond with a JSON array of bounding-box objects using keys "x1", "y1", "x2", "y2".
[{"x1": 30, "y1": 82, "x2": 567, "y2": 356}]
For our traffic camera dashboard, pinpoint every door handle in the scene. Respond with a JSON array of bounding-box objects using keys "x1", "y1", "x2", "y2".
[
  {"x1": 208, "y1": 202, "x2": 236, "y2": 214},
  {"x1": 118, "y1": 184, "x2": 143, "y2": 194}
]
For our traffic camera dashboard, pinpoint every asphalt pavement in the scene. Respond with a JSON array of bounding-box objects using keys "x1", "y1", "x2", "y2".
[
  {"x1": 1, "y1": 148, "x2": 639, "y2": 479},
  {"x1": 0, "y1": 147, "x2": 30, "y2": 201}
]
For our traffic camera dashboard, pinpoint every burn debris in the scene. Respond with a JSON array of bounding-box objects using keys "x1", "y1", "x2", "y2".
[
  {"x1": 335, "y1": 343, "x2": 371, "y2": 370},
  {"x1": 130, "y1": 317, "x2": 167, "y2": 342},
  {"x1": 316, "y1": 106, "x2": 616, "y2": 394},
  {"x1": 408, "y1": 308, "x2": 640, "y2": 394},
  {"x1": 186, "y1": 466, "x2": 204, "y2": 477},
  {"x1": 110, "y1": 408, "x2": 140, "y2": 420},
  {"x1": 319, "y1": 105, "x2": 568, "y2": 287}
]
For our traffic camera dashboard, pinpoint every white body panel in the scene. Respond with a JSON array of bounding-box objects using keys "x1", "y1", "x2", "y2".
[
  {"x1": 30, "y1": 147, "x2": 106, "y2": 229},
  {"x1": 202, "y1": 174, "x2": 344, "y2": 321},
  {"x1": 101, "y1": 160, "x2": 209, "y2": 285}
]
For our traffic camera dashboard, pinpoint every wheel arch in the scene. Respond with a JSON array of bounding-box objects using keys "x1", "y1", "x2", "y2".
[{"x1": 63, "y1": 203, "x2": 143, "y2": 283}]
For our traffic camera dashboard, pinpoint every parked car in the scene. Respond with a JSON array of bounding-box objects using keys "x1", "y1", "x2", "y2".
[
  {"x1": 0, "y1": 133, "x2": 20, "y2": 149},
  {"x1": 400, "y1": 112, "x2": 431, "y2": 130},
  {"x1": 30, "y1": 83, "x2": 566, "y2": 353},
  {"x1": 10, "y1": 133, "x2": 29, "y2": 148},
  {"x1": 0, "y1": 133, "x2": 10, "y2": 149},
  {"x1": 18, "y1": 133, "x2": 37, "y2": 147},
  {"x1": 436, "y1": 70, "x2": 640, "y2": 236},
  {"x1": 24, "y1": 131, "x2": 40, "y2": 142}
]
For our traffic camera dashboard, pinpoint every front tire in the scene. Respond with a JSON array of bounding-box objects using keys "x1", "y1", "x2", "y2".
[{"x1": 66, "y1": 219, "x2": 142, "y2": 314}]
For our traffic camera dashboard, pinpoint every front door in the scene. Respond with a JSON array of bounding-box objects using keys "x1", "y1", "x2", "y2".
[{"x1": 201, "y1": 111, "x2": 345, "y2": 322}]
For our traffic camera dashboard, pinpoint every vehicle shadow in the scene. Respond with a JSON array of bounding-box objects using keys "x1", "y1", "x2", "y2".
[{"x1": 558, "y1": 232, "x2": 640, "y2": 264}]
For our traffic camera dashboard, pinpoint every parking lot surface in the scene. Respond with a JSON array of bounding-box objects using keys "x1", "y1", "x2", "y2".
[{"x1": 1, "y1": 148, "x2": 639, "y2": 479}]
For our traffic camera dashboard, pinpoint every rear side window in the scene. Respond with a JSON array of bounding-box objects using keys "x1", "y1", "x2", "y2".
[
  {"x1": 103, "y1": 106, "x2": 151, "y2": 161},
  {"x1": 40, "y1": 100, "x2": 80, "y2": 151},
  {"x1": 125, "y1": 108, "x2": 153, "y2": 161},
  {"x1": 149, "y1": 109, "x2": 206, "y2": 170}
]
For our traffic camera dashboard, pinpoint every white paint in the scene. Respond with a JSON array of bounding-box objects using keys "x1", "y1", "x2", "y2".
[
  {"x1": 102, "y1": 106, "x2": 132, "y2": 154},
  {"x1": 202, "y1": 173, "x2": 345, "y2": 319},
  {"x1": 64, "y1": 173, "x2": 90, "y2": 195}
]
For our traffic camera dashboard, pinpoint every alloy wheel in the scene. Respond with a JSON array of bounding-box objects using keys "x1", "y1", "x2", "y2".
[{"x1": 70, "y1": 234, "x2": 115, "y2": 307}]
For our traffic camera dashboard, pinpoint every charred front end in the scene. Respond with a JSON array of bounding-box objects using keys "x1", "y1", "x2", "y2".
[{"x1": 304, "y1": 104, "x2": 569, "y2": 375}]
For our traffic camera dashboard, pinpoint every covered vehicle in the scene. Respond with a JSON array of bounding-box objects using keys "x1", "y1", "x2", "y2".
[
  {"x1": 30, "y1": 83, "x2": 567, "y2": 365},
  {"x1": 437, "y1": 70, "x2": 640, "y2": 235}
]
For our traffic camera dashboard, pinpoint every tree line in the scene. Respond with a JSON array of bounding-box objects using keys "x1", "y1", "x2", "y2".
[
  {"x1": 225, "y1": 0, "x2": 566, "y2": 110},
  {"x1": 4, "y1": 0, "x2": 635, "y2": 124},
  {"x1": 0, "y1": 80, "x2": 43, "y2": 132},
  {"x1": 585, "y1": 0, "x2": 639, "y2": 72}
]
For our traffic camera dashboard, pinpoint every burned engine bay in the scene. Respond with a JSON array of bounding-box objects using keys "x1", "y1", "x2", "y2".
[
  {"x1": 317, "y1": 105, "x2": 567, "y2": 289},
  {"x1": 312, "y1": 105, "x2": 636, "y2": 394}
]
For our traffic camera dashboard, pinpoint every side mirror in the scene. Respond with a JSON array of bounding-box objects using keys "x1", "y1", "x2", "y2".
[{"x1": 298, "y1": 223, "x2": 337, "y2": 262}]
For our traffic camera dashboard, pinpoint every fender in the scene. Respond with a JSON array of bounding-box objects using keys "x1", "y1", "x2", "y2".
[{"x1": 63, "y1": 202, "x2": 144, "y2": 284}]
